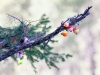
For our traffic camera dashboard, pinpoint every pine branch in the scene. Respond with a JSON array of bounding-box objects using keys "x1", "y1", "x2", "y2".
[{"x1": 0, "y1": 6, "x2": 92, "y2": 61}]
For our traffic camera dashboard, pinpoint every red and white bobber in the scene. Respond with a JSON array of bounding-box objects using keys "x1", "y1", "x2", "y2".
[
  {"x1": 63, "y1": 22, "x2": 69, "y2": 28},
  {"x1": 20, "y1": 37, "x2": 29, "y2": 44},
  {"x1": 61, "y1": 21, "x2": 69, "y2": 28},
  {"x1": 73, "y1": 27, "x2": 79, "y2": 34},
  {"x1": 16, "y1": 51, "x2": 23, "y2": 59},
  {"x1": 16, "y1": 51, "x2": 24, "y2": 64},
  {"x1": 67, "y1": 26, "x2": 74, "y2": 32}
]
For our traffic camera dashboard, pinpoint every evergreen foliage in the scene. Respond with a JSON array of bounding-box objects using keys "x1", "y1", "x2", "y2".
[{"x1": 0, "y1": 14, "x2": 72, "y2": 72}]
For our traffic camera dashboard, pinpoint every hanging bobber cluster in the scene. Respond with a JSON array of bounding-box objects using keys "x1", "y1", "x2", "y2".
[
  {"x1": 16, "y1": 51, "x2": 24, "y2": 64},
  {"x1": 61, "y1": 21, "x2": 79, "y2": 37}
]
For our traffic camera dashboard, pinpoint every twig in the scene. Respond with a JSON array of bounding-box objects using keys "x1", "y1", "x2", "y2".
[
  {"x1": 43, "y1": 38, "x2": 51, "y2": 49},
  {"x1": 6, "y1": 14, "x2": 23, "y2": 24}
]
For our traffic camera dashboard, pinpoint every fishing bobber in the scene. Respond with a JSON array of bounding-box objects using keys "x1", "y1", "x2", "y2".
[
  {"x1": 16, "y1": 51, "x2": 23, "y2": 59},
  {"x1": 16, "y1": 51, "x2": 24, "y2": 64},
  {"x1": 61, "y1": 21, "x2": 69, "y2": 28},
  {"x1": 73, "y1": 27, "x2": 79, "y2": 34},
  {"x1": 20, "y1": 37, "x2": 29, "y2": 44},
  {"x1": 63, "y1": 22, "x2": 69, "y2": 28},
  {"x1": 67, "y1": 26, "x2": 73, "y2": 32},
  {"x1": 61, "y1": 30, "x2": 68, "y2": 37}
]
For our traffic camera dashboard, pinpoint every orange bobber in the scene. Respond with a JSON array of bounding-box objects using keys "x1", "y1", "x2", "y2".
[{"x1": 61, "y1": 30, "x2": 68, "y2": 37}]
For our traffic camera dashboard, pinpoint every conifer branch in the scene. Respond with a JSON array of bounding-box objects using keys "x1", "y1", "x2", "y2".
[{"x1": 0, "y1": 6, "x2": 92, "y2": 61}]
